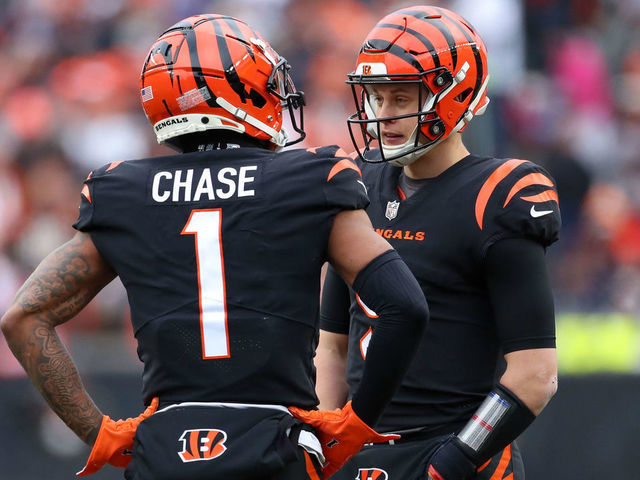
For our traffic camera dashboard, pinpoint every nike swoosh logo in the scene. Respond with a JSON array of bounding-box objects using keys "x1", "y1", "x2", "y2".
[
  {"x1": 357, "y1": 180, "x2": 368, "y2": 194},
  {"x1": 530, "y1": 205, "x2": 553, "y2": 218}
]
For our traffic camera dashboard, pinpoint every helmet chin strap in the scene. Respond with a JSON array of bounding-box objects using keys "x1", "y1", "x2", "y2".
[{"x1": 383, "y1": 126, "x2": 424, "y2": 167}]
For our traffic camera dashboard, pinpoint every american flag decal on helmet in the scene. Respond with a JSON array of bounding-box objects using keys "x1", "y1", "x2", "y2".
[{"x1": 141, "y1": 86, "x2": 154, "y2": 102}]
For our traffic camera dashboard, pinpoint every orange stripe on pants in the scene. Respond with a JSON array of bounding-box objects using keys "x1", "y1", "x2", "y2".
[
  {"x1": 304, "y1": 451, "x2": 322, "y2": 480},
  {"x1": 477, "y1": 458, "x2": 492, "y2": 472},
  {"x1": 488, "y1": 445, "x2": 512, "y2": 480}
]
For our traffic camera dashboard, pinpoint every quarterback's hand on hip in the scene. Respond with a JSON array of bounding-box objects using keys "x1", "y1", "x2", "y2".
[
  {"x1": 426, "y1": 435, "x2": 476, "y2": 480},
  {"x1": 77, "y1": 397, "x2": 159, "y2": 476},
  {"x1": 289, "y1": 401, "x2": 399, "y2": 479}
]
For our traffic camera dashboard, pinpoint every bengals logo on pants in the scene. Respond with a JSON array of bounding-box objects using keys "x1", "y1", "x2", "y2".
[
  {"x1": 357, "y1": 468, "x2": 389, "y2": 480},
  {"x1": 178, "y1": 429, "x2": 227, "y2": 462}
]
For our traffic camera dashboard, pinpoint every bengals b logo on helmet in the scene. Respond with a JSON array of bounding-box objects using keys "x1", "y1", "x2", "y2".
[
  {"x1": 357, "y1": 467, "x2": 389, "y2": 480},
  {"x1": 178, "y1": 428, "x2": 227, "y2": 462}
]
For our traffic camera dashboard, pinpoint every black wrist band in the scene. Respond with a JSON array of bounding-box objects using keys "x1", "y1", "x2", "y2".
[{"x1": 456, "y1": 383, "x2": 535, "y2": 464}]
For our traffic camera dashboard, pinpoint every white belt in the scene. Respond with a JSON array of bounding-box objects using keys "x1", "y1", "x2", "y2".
[{"x1": 156, "y1": 401, "x2": 292, "y2": 414}]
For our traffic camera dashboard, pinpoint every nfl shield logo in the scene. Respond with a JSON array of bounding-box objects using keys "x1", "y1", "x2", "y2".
[{"x1": 385, "y1": 200, "x2": 400, "y2": 220}]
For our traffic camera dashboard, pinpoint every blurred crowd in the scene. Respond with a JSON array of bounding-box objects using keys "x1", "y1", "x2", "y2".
[{"x1": 1, "y1": 0, "x2": 640, "y2": 377}]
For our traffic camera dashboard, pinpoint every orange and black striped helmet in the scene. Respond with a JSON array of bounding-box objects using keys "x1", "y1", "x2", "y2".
[
  {"x1": 140, "y1": 14, "x2": 305, "y2": 150},
  {"x1": 346, "y1": 6, "x2": 489, "y2": 165}
]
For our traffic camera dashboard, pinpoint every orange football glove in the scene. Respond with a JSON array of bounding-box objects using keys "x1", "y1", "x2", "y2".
[
  {"x1": 77, "y1": 397, "x2": 159, "y2": 476},
  {"x1": 289, "y1": 401, "x2": 400, "y2": 479}
]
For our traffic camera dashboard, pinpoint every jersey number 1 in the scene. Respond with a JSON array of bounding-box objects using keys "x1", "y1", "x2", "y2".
[{"x1": 181, "y1": 209, "x2": 230, "y2": 359}]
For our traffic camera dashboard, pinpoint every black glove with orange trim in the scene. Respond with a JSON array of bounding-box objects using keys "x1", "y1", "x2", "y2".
[
  {"x1": 77, "y1": 397, "x2": 158, "y2": 476},
  {"x1": 289, "y1": 401, "x2": 400, "y2": 479},
  {"x1": 427, "y1": 436, "x2": 476, "y2": 480}
]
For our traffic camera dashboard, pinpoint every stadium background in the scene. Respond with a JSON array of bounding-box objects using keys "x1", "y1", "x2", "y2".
[{"x1": 1, "y1": 0, "x2": 639, "y2": 478}]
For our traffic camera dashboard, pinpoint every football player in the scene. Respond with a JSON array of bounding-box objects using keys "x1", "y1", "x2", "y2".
[
  {"x1": 310, "y1": 5, "x2": 561, "y2": 480},
  {"x1": 0, "y1": 15, "x2": 429, "y2": 480}
]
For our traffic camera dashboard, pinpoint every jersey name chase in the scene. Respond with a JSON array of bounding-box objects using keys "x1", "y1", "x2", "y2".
[{"x1": 151, "y1": 166, "x2": 258, "y2": 203}]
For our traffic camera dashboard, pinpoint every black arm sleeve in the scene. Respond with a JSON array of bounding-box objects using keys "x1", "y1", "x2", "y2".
[
  {"x1": 348, "y1": 250, "x2": 429, "y2": 426},
  {"x1": 319, "y1": 265, "x2": 352, "y2": 334},
  {"x1": 485, "y1": 237, "x2": 556, "y2": 353}
]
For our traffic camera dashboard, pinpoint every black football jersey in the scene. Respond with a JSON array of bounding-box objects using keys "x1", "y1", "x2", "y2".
[
  {"x1": 332, "y1": 154, "x2": 560, "y2": 432},
  {"x1": 73, "y1": 145, "x2": 367, "y2": 408}
]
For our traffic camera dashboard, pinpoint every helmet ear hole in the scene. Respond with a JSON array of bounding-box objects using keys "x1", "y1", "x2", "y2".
[
  {"x1": 248, "y1": 89, "x2": 267, "y2": 108},
  {"x1": 454, "y1": 88, "x2": 473, "y2": 103}
]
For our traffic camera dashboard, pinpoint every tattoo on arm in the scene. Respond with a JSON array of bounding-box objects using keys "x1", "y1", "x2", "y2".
[
  {"x1": 15, "y1": 233, "x2": 109, "y2": 324},
  {"x1": 5, "y1": 233, "x2": 116, "y2": 444},
  {"x1": 28, "y1": 323, "x2": 103, "y2": 443}
]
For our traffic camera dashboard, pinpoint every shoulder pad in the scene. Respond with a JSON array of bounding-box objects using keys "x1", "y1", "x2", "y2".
[
  {"x1": 476, "y1": 159, "x2": 561, "y2": 247},
  {"x1": 86, "y1": 160, "x2": 127, "y2": 180},
  {"x1": 74, "y1": 160, "x2": 129, "y2": 231},
  {"x1": 304, "y1": 145, "x2": 358, "y2": 160}
]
